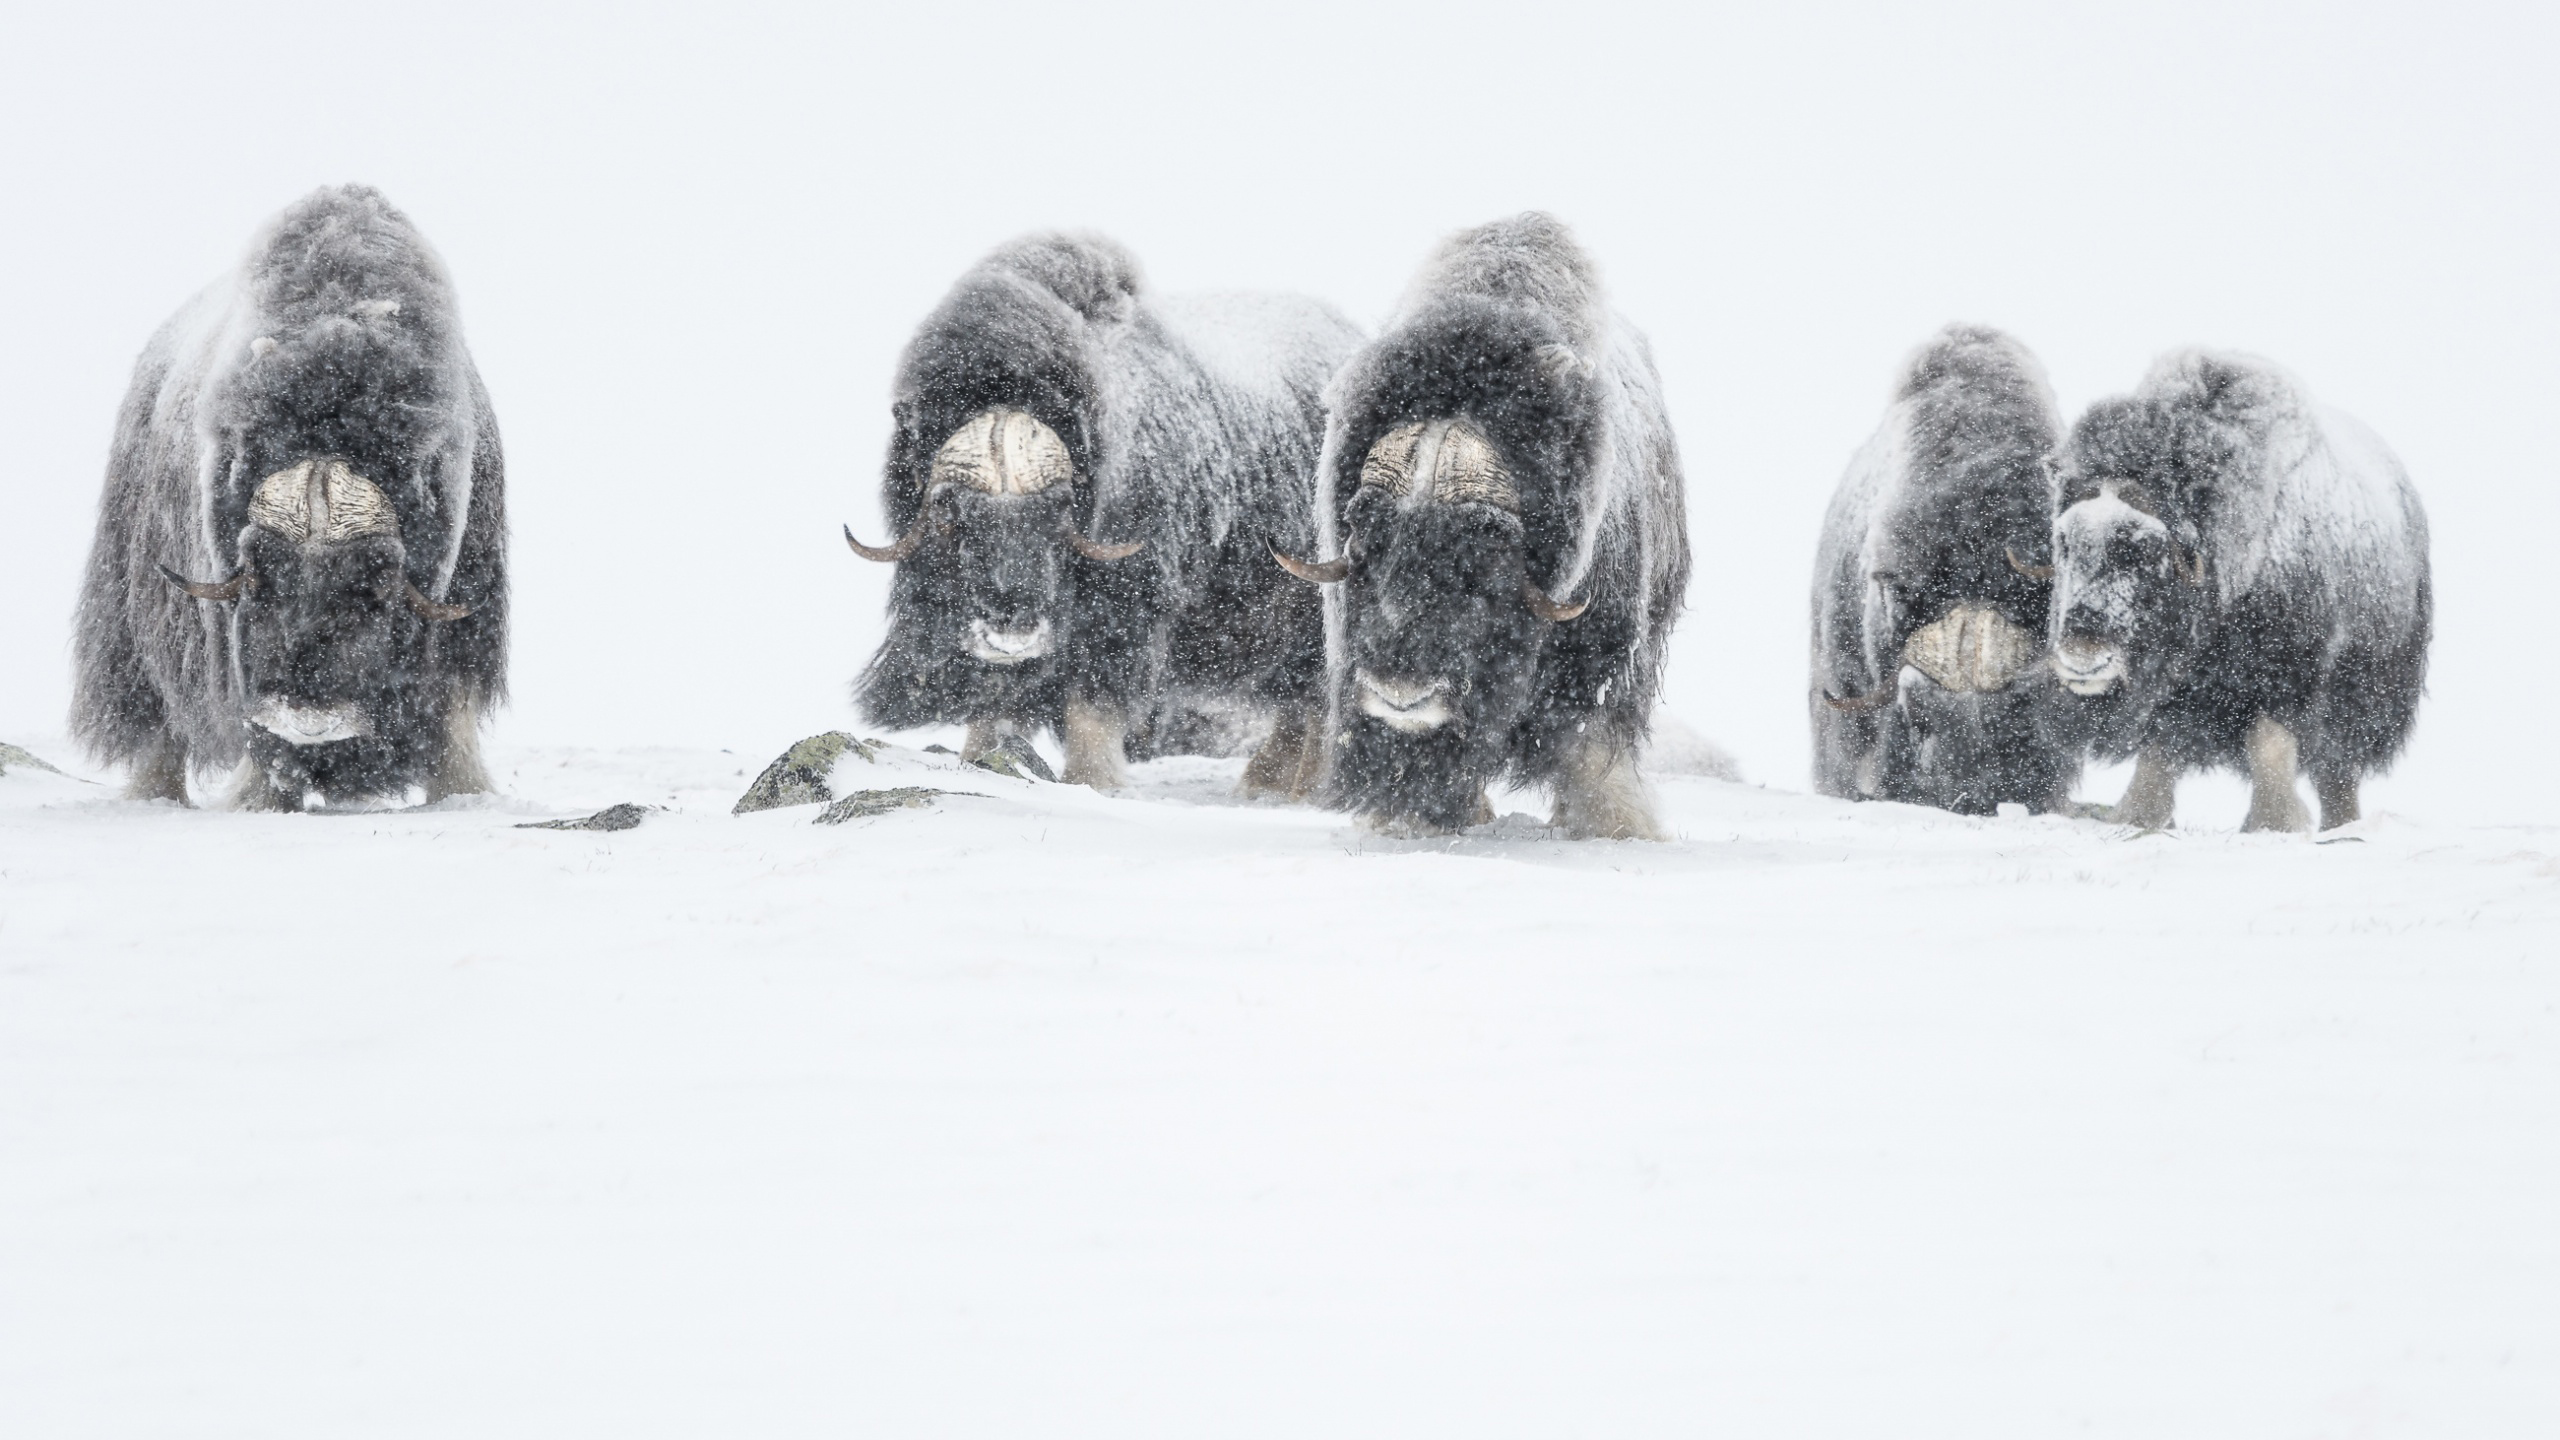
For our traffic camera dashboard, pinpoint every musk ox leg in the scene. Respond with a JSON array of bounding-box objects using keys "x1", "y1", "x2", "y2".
[
  {"x1": 2313, "y1": 767, "x2": 2362, "y2": 831},
  {"x1": 960, "y1": 720, "x2": 1008, "y2": 765},
  {"x1": 425, "y1": 692, "x2": 492, "y2": 802},
  {"x1": 228, "y1": 760, "x2": 302, "y2": 812},
  {"x1": 124, "y1": 735, "x2": 192, "y2": 805},
  {"x1": 2107, "y1": 749, "x2": 2181, "y2": 830},
  {"x1": 1060, "y1": 696, "x2": 1129, "y2": 791},
  {"x1": 1551, "y1": 732, "x2": 1663, "y2": 841},
  {"x1": 2242, "y1": 715, "x2": 2313, "y2": 834},
  {"x1": 1241, "y1": 706, "x2": 1321, "y2": 801}
]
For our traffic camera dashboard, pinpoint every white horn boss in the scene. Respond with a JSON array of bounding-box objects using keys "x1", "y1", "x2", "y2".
[
  {"x1": 850, "y1": 406, "x2": 1142, "y2": 564},
  {"x1": 1345, "y1": 418, "x2": 1583, "y2": 619},
  {"x1": 247, "y1": 459, "x2": 399, "y2": 543},
  {"x1": 932, "y1": 407, "x2": 1072, "y2": 497},
  {"x1": 1361, "y1": 418, "x2": 1520, "y2": 512}
]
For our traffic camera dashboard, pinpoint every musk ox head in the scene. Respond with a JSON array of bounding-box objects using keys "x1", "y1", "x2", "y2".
[
  {"x1": 1278, "y1": 417, "x2": 1586, "y2": 830},
  {"x1": 160, "y1": 458, "x2": 469, "y2": 782},
  {"x1": 847, "y1": 406, "x2": 1140, "y2": 670},
  {"x1": 2044, "y1": 399, "x2": 2211, "y2": 715}
]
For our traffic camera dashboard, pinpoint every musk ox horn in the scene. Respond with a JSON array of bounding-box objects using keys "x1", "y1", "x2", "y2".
[
  {"x1": 1273, "y1": 548, "x2": 1351, "y2": 584},
  {"x1": 1523, "y1": 580, "x2": 1588, "y2": 623},
  {"x1": 1362, "y1": 418, "x2": 1521, "y2": 512},
  {"x1": 249, "y1": 459, "x2": 398, "y2": 545},
  {"x1": 934, "y1": 408, "x2": 1073, "y2": 497},
  {"x1": 844, "y1": 521, "x2": 925, "y2": 564},
  {"x1": 2176, "y1": 545, "x2": 2206, "y2": 587},
  {"x1": 405, "y1": 581, "x2": 470, "y2": 622},
  {"x1": 157, "y1": 563, "x2": 251, "y2": 602},
  {"x1": 1820, "y1": 683, "x2": 1898, "y2": 713},
  {"x1": 1062, "y1": 518, "x2": 1143, "y2": 563},
  {"x1": 1901, "y1": 604, "x2": 2037, "y2": 693},
  {"x1": 2006, "y1": 545, "x2": 2054, "y2": 581}
]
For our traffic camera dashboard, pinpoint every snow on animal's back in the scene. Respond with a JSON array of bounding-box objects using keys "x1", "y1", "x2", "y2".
[
  {"x1": 2142, "y1": 349, "x2": 2428, "y2": 611},
  {"x1": 1153, "y1": 292, "x2": 1359, "y2": 398}
]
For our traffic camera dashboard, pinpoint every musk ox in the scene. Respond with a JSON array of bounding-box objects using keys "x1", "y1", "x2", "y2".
[
  {"x1": 73, "y1": 185, "x2": 504, "y2": 809},
  {"x1": 2043, "y1": 349, "x2": 2430, "y2": 832},
  {"x1": 1276, "y1": 213, "x2": 1689, "y2": 838},
  {"x1": 1811, "y1": 325, "x2": 2077, "y2": 814},
  {"x1": 847, "y1": 233, "x2": 1363, "y2": 793}
]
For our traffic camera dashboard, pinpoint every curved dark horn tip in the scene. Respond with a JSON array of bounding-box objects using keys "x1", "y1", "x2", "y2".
[
  {"x1": 405, "y1": 581, "x2": 470, "y2": 623},
  {"x1": 844, "y1": 521, "x2": 923, "y2": 564},
  {"x1": 1820, "y1": 684, "x2": 1897, "y2": 714},
  {"x1": 1523, "y1": 581, "x2": 1588, "y2": 623},
  {"x1": 156, "y1": 562, "x2": 247, "y2": 602},
  {"x1": 1064, "y1": 524, "x2": 1144, "y2": 563},
  {"x1": 2006, "y1": 545, "x2": 2055, "y2": 582},
  {"x1": 1273, "y1": 547, "x2": 1351, "y2": 585}
]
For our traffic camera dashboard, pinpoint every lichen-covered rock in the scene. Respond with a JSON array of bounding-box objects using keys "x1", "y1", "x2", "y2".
[
  {"x1": 970, "y1": 735, "x2": 1055, "y2": 783},
  {"x1": 733, "y1": 732, "x2": 881, "y2": 813},
  {"x1": 0, "y1": 742, "x2": 66, "y2": 779},
  {"x1": 814, "y1": 787, "x2": 942, "y2": 825},
  {"x1": 518, "y1": 803, "x2": 651, "y2": 832}
]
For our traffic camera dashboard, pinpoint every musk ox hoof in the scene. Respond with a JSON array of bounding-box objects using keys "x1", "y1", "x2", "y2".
[{"x1": 734, "y1": 732, "x2": 882, "y2": 814}]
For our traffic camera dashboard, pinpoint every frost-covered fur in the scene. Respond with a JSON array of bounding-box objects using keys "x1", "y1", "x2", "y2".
[
  {"x1": 854, "y1": 234, "x2": 1362, "y2": 789},
  {"x1": 2048, "y1": 350, "x2": 2430, "y2": 830},
  {"x1": 1810, "y1": 325, "x2": 2075, "y2": 814},
  {"x1": 71, "y1": 185, "x2": 505, "y2": 805},
  {"x1": 1313, "y1": 214, "x2": 1689, "y2": 836}
]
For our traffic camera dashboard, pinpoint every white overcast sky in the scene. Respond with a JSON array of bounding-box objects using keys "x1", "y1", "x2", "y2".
[{"x1": 2, "y1": 0, "x2": 2551, "y2": 820}]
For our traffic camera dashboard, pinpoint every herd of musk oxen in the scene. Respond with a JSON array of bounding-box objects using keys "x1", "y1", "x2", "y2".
[{"x1": 72, "y1": 185, "x2": 2433, "y2": 837}]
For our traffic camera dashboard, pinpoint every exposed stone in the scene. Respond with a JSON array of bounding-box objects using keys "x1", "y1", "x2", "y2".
[
  {"x1": 814, "y1": 787, "x2": 942, "y2": 825},
  {"x1": 518, "y1": 803, "x2": 651, "y2": 832},
  {"x1": 0, "y1": 742, "x2": 66, "y2": 779},
  {"x1": 970, "y1": 735, "x2": 1055, "y2": 782},
  {"x1": 733, "y1": 732, "x2": 881, "y2": 814}
]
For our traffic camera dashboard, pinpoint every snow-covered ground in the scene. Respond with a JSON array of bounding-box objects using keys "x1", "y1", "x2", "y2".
[{"x1": 4, "y1": 736, "x2": 2554, "y2": 1438}]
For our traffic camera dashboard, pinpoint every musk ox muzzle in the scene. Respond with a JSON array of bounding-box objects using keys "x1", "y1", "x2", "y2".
[
  {"x1": 968, "y1": 618, "x2": 1053, "y2": 664},
  {"x1": 1354, "y1": 669, "x2": 1453, "y2": 732},
  {"x1": 247, "y1": 697, "x2": 375, "y2": 746},
  {"x1": 2053, "y1": 636, "x2": 2130, "y2": 695},
  {"x1": 1274, "y1": 417, "x2": 1586, "y2": 620}
]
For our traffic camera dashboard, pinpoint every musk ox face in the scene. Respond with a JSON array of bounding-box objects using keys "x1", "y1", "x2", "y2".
[
  {"x1": 1289, "y1": 418, "x2": 1588, "y2": 830},
  {"x1": 160, "y1": 459, "x2": 471, "y2": 794},
  {"x1": 2047, "y1": 478, "x2": 2205, "y2": 701},
  {"x1": 848, "y1": 407, "x2": 1143, "y2": 672},
  {"x1": 910, "y1": 484, "x2": 1077, "y2": 666},
  {"x1": 1340, "y1": 480, "x2": 1544, "y2": 738}
]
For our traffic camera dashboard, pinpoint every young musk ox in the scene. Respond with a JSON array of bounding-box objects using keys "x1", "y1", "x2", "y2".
[
  {"x1": 1276, "y1": 213, "x2": 1689, "y2": 837},
  {"x1": 73, "y1": 185, "x2": 504, "y2": 809},
  {"x1": 2044, "y1": 349, "x2": 2431, "y2": 831},
  {"x1": 1811, "y1": 325, "x2": 2077, "y2": 814},
  {"x1": 848, "y1": 233, "x2": 1363, "y2": 793}
]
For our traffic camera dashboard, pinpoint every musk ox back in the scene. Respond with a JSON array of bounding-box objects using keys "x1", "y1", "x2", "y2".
[
  {"x1": 849, "y1": 233, "x2": 1362, "y2": 792},
  {"x1": 2047, "y1": 349, "x2": 2430, "y2": 831},
  {"x1": 1811, "y1": 325, "x2": 2075, "y2": 814},
  {"x1": 1281, "y1": 213, "x2": 1689, "y2": 837},
  {"x1": 72, "y1": 185, "x2": 504, "y2": 809}
]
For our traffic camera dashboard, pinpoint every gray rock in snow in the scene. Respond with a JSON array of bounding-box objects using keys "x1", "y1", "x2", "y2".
[
  {"x1": 969, "y1": 735, "x2": 1054, "y2": 782},
  {"x1": 0, "y1": 742, "x2": 69, "y2": 779},
  {"x1": 518, "y1": 803, "x2": 651, "y2": 832},
  {"x1": 814, "y1": 787, "x2": 943, "y2": 824},
  {"x1": 734, "y1": 732, "x2": 881, "y2": 813}
]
